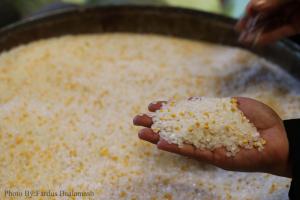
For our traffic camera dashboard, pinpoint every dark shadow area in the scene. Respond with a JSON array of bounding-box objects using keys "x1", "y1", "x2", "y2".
[{"x1": 0, "y1": 0, "x2": 21, "y2": 28}]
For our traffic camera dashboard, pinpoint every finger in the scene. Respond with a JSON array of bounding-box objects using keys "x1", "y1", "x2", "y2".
[
  {"x1": 133, "y1": 114, "x2": 153, "y2": 127},
  {"x1": 238, "y1": 31, "x2": 258, "y2": 45},
  {"x1": 138, "y1": 128, "x2": 160, "y2": 144},
  {"x1": 235, "y1": 97, "x2": 280, "y2": 129},
  {"x1": 178, "y1": 143, "x2": 196, "y2": 157},
  {"x1": 156, "y1": 139, "x2": 215, "y2": 162},
  {"x1": 211, "y1": 148, "x2": 233, "y2": 170},
  {"x1": 235, "y1": 15, "x2": 250, "y2": 32},
  {"x1": 193, "y1": 148, "x2": 214, "y2": 163},
  {"x1": 235, "y1": 97, "x2": 264, "y2": 127},
  {"x1": 254, "y1": 25, "x2": 296, "y2": 46},
  {"x1": 238, "y1": 31, "x2": 250, "y2": 43},
  {"x1": 148, "y1": 101, "x2": 167, "y2": 112},
  {"x1": 157, "y1": 139, "x2": 180, "y2": 154}
]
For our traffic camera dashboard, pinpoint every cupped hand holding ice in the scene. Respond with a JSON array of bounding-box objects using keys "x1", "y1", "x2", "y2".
[{"x1": 133, "y1": 97, "x2": 291, "y2": 178}]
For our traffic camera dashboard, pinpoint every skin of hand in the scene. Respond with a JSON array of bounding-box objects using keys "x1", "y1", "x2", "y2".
[
  {"x1": 133, "y1": 97, "x2": 291, "y2": 178},
  {"x1": 235, "y1": 0, "x2": 300, "y2": 46}
]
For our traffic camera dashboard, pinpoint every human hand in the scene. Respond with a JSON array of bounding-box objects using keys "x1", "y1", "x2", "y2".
[
  {"x1": 235, "y1": 0, "x2": 300, "y2": 46},
  {"x1": 133, "y1": 97, "x2": 291, "y2": 177}
]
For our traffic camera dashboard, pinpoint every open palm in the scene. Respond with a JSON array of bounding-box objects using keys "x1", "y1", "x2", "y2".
[{"x1": 133, "y1": 97, "x2": 291, "y2": 177}]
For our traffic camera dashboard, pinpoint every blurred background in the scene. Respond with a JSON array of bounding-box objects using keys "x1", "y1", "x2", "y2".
[{"x1": 0, "y1": 0, "x2": 249, "y2": 28}]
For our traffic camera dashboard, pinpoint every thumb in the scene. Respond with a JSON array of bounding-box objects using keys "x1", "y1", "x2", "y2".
[{"x1": 236, "y1": 97, "x2": 281, "y2": 130}]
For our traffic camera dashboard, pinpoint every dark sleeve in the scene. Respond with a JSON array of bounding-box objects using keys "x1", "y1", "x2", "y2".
[{"x1": 284, "y1": 119, "x2": 300, "y2": 200}]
